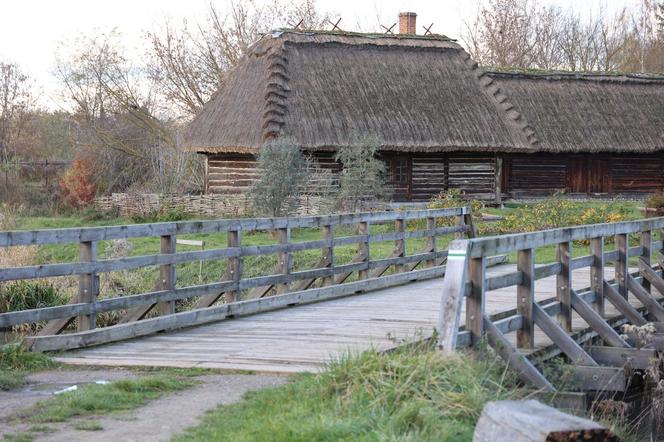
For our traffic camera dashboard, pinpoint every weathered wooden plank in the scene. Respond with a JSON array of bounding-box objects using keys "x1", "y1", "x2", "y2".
[
  {"x1": 571, "y1": 366, "x2": 626, "y2": 392},
  {"x1": 483, "y1": 315, "x2": 555, "y2": 391},
  {"x1": 569, "y1": 290, "x2": 629, "y2": 348},
  {"x1": 626, "y1": 274, "x2": 664, "y2": 321},
  {"x1": 603, "y1": 280, "x2": 648, "y2": 326},
  {"x1": 532, "y1": 303, "x2": 597, "y2": 366},
  {"x1": 587, "y1": 346, "x2": 657, "y2": 369},
  {"x1": 473, "y1": 400, "x2": 616, "y2": 442}
]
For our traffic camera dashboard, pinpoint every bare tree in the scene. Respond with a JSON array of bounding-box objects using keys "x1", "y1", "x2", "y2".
[
  {"x1": 56, "y1": 30, "x2": 201, "y2": 194},
  {"x1": 0, "y1": 62, "x2": 34, "y2": 163},
  {"x1": 147, "y1": 0, "x2": 331, "y2": 119}
]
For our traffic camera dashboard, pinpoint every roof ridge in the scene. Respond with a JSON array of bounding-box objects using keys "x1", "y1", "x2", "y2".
[
  {"x1": 262, "y1": 43, "x2": 290, "y2": 142},
  {"x1": 487, "y1": 70, "x2": 664, "y2": 83},
  {"x1": 464, "y1": 55, "x2": 539, "y2": 147}
]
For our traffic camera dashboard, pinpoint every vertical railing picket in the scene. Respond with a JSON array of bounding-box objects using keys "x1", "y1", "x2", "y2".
[
  {"x1": 590, "y1": 237, "x2": 605, "y2": 317},
  {"x1": 556, "y1": 241, "x2": 572, "y2": 332},
  {"x1": 425, "y1": 216, "x2": 436, "y2": 268},
  {"x1": 394, "y1": 217, "x2": 406, "y2": 273},
  {"x1": 517, "y1": 248, "x2": 535, "y2": 348},
  {"x1": 615, "y1": 233, "x2": 628, "y2": 299},
  {"x1": 467, "y1": 256, "x2": 486, "y2": 346},
  {"x1": 322, "y1": 224, "x2": 334, "y2": 286},
  {"x1": 226, "y1": 229, "x2": 241, "y2": 302},
  {"x1": 640, "y1": 229, "x2": 652, "y2": 293},
  {"x1": 276, "y1": 227, "x2": 291, "y2": 294},
  {"x1": 78, "y1": 241, "x2": 98, "y2": 331},
  {"x1": 157, "y1": 235, "x2": 176, "y2": 316},
  {"x1": 358, "y1": 221, "x2": 369, "y2": 280}
]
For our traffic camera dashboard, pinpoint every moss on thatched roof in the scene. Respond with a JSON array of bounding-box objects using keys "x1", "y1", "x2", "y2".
[
  {"x1": 487, "y1": 71, "x2": 664, "y2": 153},
  {"x1": 183, "y1": 31, "x2": 537, "y2": 154}
]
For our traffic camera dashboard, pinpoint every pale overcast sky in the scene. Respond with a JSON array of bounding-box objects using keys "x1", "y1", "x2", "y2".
[{"x1": 0, "y1": 0, "x2": 637, "y2": 108}]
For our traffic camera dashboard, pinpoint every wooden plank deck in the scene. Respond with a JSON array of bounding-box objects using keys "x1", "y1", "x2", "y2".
[{"x1": 54, "y1": 264, "x2": 649, "y2": 373}]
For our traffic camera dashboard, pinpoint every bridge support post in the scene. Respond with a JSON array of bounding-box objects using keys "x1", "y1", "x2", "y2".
[
  {"x1": 78, "y1": 241, "x2": 98, "y2": 331},
  {"x1": 394, "y1": 217, "x2": 405, "y2": 273},
  {"x1": 157, "y1": 235, "x2": 176, "y2": 316},
  {"x1": 615, "y1": 233, "x2": 628, "y2": 299},
  {"x1": 276, "y1": 227, "x2": 291, "y2": 294},
  {"x1": 358, "y1": 222, "x2": 369, "y2": 280},
  {"x1": 226, "y1": 229, "x2": 242, "y2": 302},
  {"x1": 640, "y1": 228, "x2": 652, "y2": 293},
  {"x1": 517, "y1": 248, "x2": 535, "y2": 348},
  {"x1": 467, "y1": 256, "x2": 486, "y2": 346},
  {"x1": 425, "y1": 217, "x2": 436, "y2": 268},
  {"x1": 557, "y1": 241, "x2": 572, "y2": 332},
  {"x1": 590, "y1": 237, "x2": 604, "y2": 317},
  {"x1": 322, "y1": 225, "x2": 334, "y2": 286}
]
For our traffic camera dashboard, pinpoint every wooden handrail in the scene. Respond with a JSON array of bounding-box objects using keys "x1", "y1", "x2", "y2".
[{"x1": 0, "y1": 207, "x2": 472, "y2": 340}]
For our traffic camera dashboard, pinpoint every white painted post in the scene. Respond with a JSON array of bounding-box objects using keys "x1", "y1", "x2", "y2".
[{"x1": 438, "y1": 240, "x2": 470, "y2": 354}]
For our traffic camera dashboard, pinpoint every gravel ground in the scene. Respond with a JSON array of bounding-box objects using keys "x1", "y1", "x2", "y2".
[{"x1": 0, "y1": 368, "x2": 288, "y2": 441}]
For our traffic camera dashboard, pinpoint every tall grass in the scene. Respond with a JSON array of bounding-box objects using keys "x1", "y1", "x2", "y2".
[{"x1": 176, "y1": 346, "x2": 525, "y2": 442}]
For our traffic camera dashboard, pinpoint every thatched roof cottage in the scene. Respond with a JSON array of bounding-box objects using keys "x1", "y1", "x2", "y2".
[{"x1": 184, "y1": 12, "x2": 664, "y2": 201}]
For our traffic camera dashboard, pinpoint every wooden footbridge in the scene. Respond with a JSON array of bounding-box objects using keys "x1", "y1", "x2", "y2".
[{"x1": 2, "y1": 208, "x2": 664, "y2": 392}]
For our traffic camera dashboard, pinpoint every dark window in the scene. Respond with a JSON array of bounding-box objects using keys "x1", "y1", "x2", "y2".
[{"x1": 393, "y1": 158, "x2": 408, "y2": 184}]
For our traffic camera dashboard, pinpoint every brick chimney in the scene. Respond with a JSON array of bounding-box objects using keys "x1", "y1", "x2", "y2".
[{"x1": 399, "y1": 12, "x2": 417, "y2": 35}]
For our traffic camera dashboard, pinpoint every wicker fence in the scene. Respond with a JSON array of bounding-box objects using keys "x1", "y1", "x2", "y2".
[{"x1": 94, "y1": 193, "x2": 327, "y2": 218}]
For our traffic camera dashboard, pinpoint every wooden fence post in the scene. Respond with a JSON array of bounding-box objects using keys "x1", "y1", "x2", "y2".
[
  {"x1": 322, "y1": 225, "x2": 334, "y2": 287},
  {"x1": 394, "y1": 217, "x2": 406, "y2": 273},
  {"x1": 437, "y1": 240, "x2": 469, "y2": 354},
  {"x1": 557, "y1": 241, "x2": 572, "y2": 332},
  {"x1": 463, "y1": 211, "x2": 477, "y2": 238},
  {"x1": 358, "y1": 221, "x2": 369, "y2": 280},
  {"x1": 276, "y1": 227, "x2": 291, "y2": 294},
  {"x1": 517, "y1": 248, "x2": 535, "y2": 349},
  {"x1": 78, "y1": 241, "x2": 98, "y2": 331},
  {"x1": 425, "y1": 217, "x2": 436, "y2": 268},
  {"x1": 157, "y1": 235, "x2": 176, "y2": 316},
  {"x1": 226, "y1": 229, "x2": 242, "y2": 302},
  {"x1": 640, "y1": 229, "x2": 652, "y2": 293},
  {"x1": 615, "y1": 233, "x2": 628, "y2": 299},
  {"x1": 467, "y1": 256, "x2": 486, "y2": 346},
  {"x1": 590, "y1": 238, "x2": 605, "y2": 317}
]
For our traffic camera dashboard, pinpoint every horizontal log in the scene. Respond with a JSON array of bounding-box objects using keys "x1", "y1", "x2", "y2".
[
  {"x1": 587, "y1": 346, "x2": 657, "y2": 369},
  {"x1": 474, "y1": 400, "x2": 614, "y2": 442}
]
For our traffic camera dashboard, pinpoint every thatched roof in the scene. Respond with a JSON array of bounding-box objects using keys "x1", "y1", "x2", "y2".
[
  {"x1": 487, "y1": 71, "x2": 664, "y2": 153},
  {"x1": 183, "y1": 31, "x2": 538, "y2": 154}
]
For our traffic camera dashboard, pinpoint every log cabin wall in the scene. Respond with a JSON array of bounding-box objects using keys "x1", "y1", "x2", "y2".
[
  {"x1": 411, "y1": 153, "x2": 497, "y2": 201},
  {"x1": 503, "y1": 153, "x2": 664, "y2": 197},
  {"x1": 206, "y1": 154, "x2": 259, "y2": 194}
]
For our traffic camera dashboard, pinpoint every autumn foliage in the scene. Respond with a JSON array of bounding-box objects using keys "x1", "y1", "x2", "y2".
[{"x1": 59, "y1": 157, "x2": 96, "y2": 208}]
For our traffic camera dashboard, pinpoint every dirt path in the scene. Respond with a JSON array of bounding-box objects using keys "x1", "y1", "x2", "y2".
[{"x1": 1, "y1": 369, "x2": 287, "y2": 441}]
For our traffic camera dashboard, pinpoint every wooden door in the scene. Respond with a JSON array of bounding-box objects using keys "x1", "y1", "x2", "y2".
[
  {"x1": 567, "y1": 156, "x2": 588, "y2": 194},
  {"x1": 588, "y1": 157, "x2": 611, "y2": 194},
  {"x1": 388, "y1": 155, "x2": 412, "y2": 201}
]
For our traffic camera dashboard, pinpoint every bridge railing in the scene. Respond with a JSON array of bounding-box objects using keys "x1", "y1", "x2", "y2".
[
  {"x1": 438, "y1": 216, "x2": 664, "y2": 392},
  {"x1": 0, "y1": 207, "x2": 473, "y2": 351}
]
